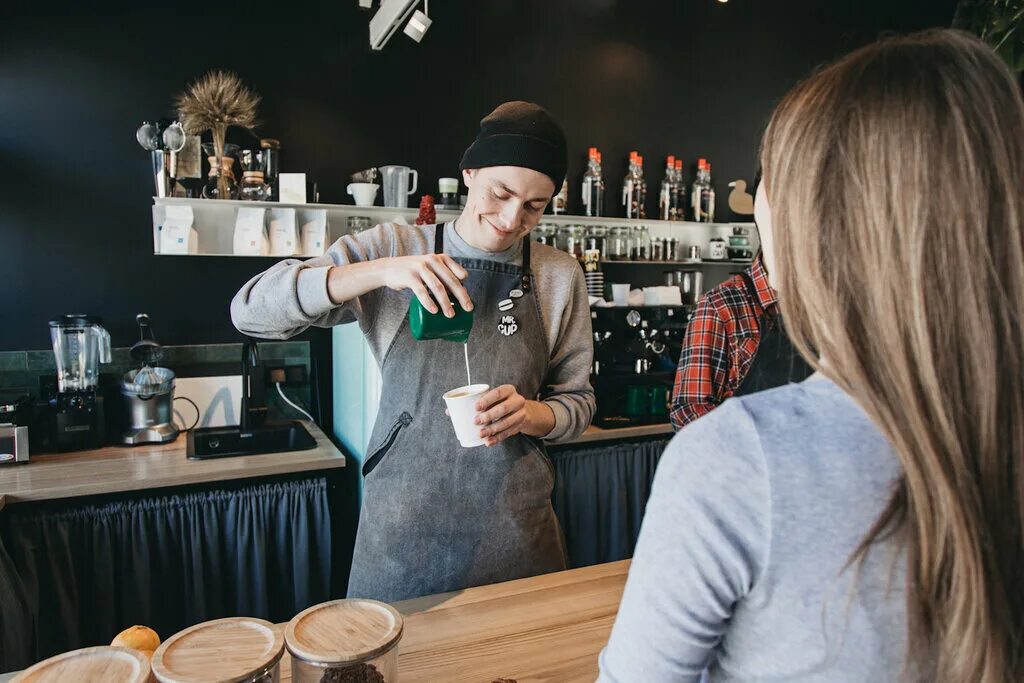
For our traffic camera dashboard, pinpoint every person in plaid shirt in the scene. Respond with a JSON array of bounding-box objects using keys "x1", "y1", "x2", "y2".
[{"x1": 670, "y1": 178, "x2": 813, "y2": 430}]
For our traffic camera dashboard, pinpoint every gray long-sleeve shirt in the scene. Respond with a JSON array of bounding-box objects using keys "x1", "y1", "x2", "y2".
[
  {"x1": 598, "y1": 375, "x2": 914, "y2": 682},
  {"x1": 231, "y1": 221, "x2": 595, "y2": 442}
]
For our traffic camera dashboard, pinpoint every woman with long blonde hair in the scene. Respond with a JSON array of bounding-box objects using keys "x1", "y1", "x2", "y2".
[{"x1": 598, "y1": 29, "x2": 1024, "y2": 683}]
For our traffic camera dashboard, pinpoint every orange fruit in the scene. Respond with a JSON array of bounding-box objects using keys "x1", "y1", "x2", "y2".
[{"x1": 111, "y1": 625, "x2": 160, "y2": 652}]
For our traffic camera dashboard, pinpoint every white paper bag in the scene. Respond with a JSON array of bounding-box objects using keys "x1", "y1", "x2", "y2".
[
  {"x1": 268, "y1": 208, "x2": 298, "y2": 257},
  {"x1": 299, "y1": 209, "x2": 328, "y2": 256},
  {"x1": 159, "y1": 205, "x2": 198, "y2": 255},
  {"x1": 234, "y1": 207, "x2": 268, "y2": 255}
]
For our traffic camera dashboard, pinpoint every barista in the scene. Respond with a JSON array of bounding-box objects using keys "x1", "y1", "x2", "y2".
[
  {"x1": 670, "y1": 173, "x2": 813, "y2": 429},
  {"x1": 231, "y1": 101, "x2": 595, "y2": 602}
]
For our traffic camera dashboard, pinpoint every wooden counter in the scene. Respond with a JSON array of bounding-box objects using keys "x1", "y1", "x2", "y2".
[
  {"x1": 0, "y1": 422, "x2": 344, "y2": 505},
  {"x1": 277, "y1": 560, "x2": 630, "y2": 682},
  {"x1": 569, "y1": 422, "x2": 674, "y2": 445}
]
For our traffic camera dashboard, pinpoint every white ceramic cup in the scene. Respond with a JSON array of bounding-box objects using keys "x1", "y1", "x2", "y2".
[
  {"x1": 611, "y1": 283, "x2": 630, "y2": 306},
  {"x1": 347, "y1": 182, "x2": 379, "y2": 207},
  {"x1": 443, "y1": 384, "x2": 490, "y2": 448}
]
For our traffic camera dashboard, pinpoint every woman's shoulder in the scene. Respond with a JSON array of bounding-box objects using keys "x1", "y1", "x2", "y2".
[{"x1": 668, "y1": 376, "x2": 898, "y2": 491}]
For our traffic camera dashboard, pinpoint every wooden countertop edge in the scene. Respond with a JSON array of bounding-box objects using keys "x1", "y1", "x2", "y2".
[
  {"x1": 0, "y1": 423, "x2": 344, "y2": 506},
  {"x1": 562, "y1": 422, "x2": 674, "y2": 445}
]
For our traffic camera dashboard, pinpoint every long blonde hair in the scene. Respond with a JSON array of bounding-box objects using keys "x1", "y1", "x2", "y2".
[{"x1": 761, "y1": 29, "x2": 1024, "y2": 682}]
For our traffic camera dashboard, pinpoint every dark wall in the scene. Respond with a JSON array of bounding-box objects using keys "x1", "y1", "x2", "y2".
[{"x1": 1, "y1": 0, "x2": 954, "y2": 352}]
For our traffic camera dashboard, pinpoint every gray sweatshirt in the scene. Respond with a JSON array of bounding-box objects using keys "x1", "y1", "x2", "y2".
[
  {"x1": 598, "y1": 375, "x2": 913, "y2": 682},
  {"x1": 230, "y1": 221, "x2": 595, "y2": 443}
]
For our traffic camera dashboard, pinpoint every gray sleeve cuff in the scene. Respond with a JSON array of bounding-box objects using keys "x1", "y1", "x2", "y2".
[
  {"x1": 541, "y1": 399, "x2": 572, "y2": 442},
  {"x1": 296, "y1": 266, "x2": 335, "y2": 318}
]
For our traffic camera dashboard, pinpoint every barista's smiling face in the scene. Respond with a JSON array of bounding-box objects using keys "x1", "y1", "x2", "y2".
[{"x1": 457, "y1": 166, "x2": 555, "y2": 252}]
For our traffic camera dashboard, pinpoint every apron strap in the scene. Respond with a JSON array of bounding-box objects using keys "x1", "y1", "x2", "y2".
[
  {"x1": 433, "y1": 222, "x2": 445, "y2": 254},
  {"x1": 520, "y1": 234, "x2": 532, "y2": 292},
  {"x1": 738, "y1": 270, "x2": 765, "y2": 336},
  {"x1": 432, "y1": 221, "x2": 533, "y2": 293}
]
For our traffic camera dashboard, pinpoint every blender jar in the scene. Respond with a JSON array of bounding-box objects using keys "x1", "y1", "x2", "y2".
[{"x1": 49, "y1": 315, "x2": 111, "y2": 392}]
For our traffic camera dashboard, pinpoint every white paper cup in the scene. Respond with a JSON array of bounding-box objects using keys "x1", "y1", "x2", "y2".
[
  {"x1": 611, "y1": 283, "x2": 630, "y2": 306},
  {"x1": 443, "y1": 384, "x2": 490, "y2": 448}
]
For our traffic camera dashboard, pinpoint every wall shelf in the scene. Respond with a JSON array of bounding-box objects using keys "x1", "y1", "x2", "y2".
[
  {"x1": 601, "y1": 259, "x2": 752, "y2": 267},
  {"x1": 151, "y1": 197, "x2": 757, "y2": 258}
]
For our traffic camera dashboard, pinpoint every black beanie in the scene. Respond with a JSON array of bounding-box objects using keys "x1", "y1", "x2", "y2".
[{"x1": 459, "y1": 101, "x2": 568, "y2": 196}]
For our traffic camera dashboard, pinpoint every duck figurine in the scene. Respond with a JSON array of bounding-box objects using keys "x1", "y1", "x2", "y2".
[{"x1": 727, "y1": 179, "x2": 755, "y2": 215}]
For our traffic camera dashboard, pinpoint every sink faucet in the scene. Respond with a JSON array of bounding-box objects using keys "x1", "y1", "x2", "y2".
[{"x1": 240, "y1": 339, "x2": 268, "y2": 432}]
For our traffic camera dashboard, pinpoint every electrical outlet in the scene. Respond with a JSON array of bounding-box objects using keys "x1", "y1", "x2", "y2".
[
  {"x1": 285, "y1": 365, "x2": 308, "y2": 385},
  {"x1": 265, "y1": 364, "x2": 307, "y2": 386}
]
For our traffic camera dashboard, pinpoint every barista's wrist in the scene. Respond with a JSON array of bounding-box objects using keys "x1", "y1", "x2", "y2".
[
  {"x1": 521, "y1": 400, "x2": 556, "y2": 438},
  {"x1": 326, "y1": 260, "x2": 386, "y2": 305}
]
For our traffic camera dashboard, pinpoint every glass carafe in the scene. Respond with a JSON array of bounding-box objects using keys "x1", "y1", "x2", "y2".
[{"x1": 49, "y1": 315, "x2": 111, "y2": 392}]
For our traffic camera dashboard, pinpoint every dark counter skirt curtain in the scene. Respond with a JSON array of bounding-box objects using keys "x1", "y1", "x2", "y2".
[
  {"x1": 0, "y1": 476, "x2": 331, "y2": 667},
  {"x1": 551, "y1": 438, "x2": 670, "y2": 568},
  {"x1": 0, "y1": 531, "x2": 33, "y2": 671}
]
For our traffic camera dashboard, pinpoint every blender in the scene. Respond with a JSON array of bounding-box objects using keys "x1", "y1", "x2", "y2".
[{"x1": 47, "y1": 315, "x2": 111, "y2": 451}]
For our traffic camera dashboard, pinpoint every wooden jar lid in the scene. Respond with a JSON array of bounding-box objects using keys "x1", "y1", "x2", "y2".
[
  {"x1": 151, "y1": 617, "x2": 284, "y2": 683},
  {"x1": 12, "y1": 646, "x2": 150, "y2": 683},
  {"x1": 285, "y1": 599, "x2": 403, "y2": 665}
]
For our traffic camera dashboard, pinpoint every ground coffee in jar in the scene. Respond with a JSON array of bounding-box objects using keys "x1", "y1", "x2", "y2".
[
  {"x1": 318, "y1": 662, "x2": 385, "y2": 683},
  {"x1": 285, "y1": 599, "x2": 403, "y2": 683}
]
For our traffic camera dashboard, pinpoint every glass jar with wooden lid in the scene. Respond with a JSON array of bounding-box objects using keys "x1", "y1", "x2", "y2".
[
  {"x1": 12, "y1": 646, "x2": 150, "y2": 683},
  {"x1": 284, "y1": 598, "x2": 403, "y2": 683},
  {"x1": 150, "y1": 617, "x2": 285, "y2": 683}
]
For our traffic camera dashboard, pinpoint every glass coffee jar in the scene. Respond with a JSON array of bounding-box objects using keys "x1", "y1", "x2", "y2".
[
  {"x1": 151, "y1": 617, "x2": 285, "y2": 683},
  {"x1": 533, "y1": 223, "x2": 557, "y2": 247},
  {"x1": 285, "y1": 599, "x2": 403, "y2": 683},
  {"x1": 608, "y1": 226, "x2": 632, "y2": 261},
  {"x1": 560, "y1": 224, "x2": 586, "y2": 259},
  {"x1": 13, "y1": 646, "x2": 151, "y2": 683},
  {"x1": 348, "y1": 216, "x2": 372, "y2": 236},
  {"x1": 585, "y1": 225, "x2": 607, "y2": 259}
]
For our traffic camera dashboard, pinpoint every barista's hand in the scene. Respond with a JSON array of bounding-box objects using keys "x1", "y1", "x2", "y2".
[
  {"x1": 473, "y1": 385, "x2": 555, "y2": 447},
  {"x1": 380, "y1": 254, "x2": 473, "y2": 318}
]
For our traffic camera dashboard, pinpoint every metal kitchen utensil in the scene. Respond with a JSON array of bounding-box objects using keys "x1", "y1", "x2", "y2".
[
  {"x1": 129, "y1": 314, "x2": 164, "y2": 385},
  {"x1": 161, "y1": 121, "x2": 186, "y2": 153},
  {"x1": 136, "y1": 121, "x2": 160, "y2": 151}
]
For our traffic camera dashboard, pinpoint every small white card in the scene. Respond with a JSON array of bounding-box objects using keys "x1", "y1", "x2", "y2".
[
  {"x1": 234, "y1": 207, "x2": 268, "y2": 255},
  {"x1": 299, "y1": 209, "x2": 328, "y2": 256},
  {"x1": 268, "y1": 208, "x2": 298, "y2": 257},
  {"x1": 278, "y1": 173, "x2": 307, "y2": 203}
]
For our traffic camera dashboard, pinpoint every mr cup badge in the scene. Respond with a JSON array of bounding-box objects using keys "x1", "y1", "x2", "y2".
[{"x1": 498, "y1": 315, "x2": 518, "y2": 337}]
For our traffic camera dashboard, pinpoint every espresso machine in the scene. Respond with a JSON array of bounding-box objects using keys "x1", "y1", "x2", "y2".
[
  {"x1": 590, "y1": 305, "x2": 690, "y2": 428},
  {"x1": 46, "y1": 315, "x2": 111, "y2": 451}
]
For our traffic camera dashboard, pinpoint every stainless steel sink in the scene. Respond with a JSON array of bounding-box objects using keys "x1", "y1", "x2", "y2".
[{"x1": 186, "y1": 421, "x2": 317, "y2": 460}]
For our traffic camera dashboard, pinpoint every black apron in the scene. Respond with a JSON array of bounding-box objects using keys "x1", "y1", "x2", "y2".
[
  {"x1": 733, "y1": 271, "x2": 814, "y2": 397},
  {"x1": 346, "y1": 223, "x2": 567, "y2": 603}
]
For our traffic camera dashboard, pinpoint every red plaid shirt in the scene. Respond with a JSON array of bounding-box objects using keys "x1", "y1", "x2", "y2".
[{"x1": 670, "y1": 255, "x2": 778, "y2": 430}]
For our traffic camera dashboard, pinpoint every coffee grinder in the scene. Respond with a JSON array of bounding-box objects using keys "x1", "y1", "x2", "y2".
[{"x1": 46, "y1": 315, "x2": 111, "y2": 451}]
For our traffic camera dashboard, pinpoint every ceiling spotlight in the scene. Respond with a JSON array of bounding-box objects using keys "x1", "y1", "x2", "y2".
[
  {"x1": 404, "y1": 1, "x2": 431, "y2": 43},
  {"x1": 369, "y1": 0, "x2": 419, "y2": 50},
  {"x1": 358, "y1": 0, "x2": 372, "y2": 8}
]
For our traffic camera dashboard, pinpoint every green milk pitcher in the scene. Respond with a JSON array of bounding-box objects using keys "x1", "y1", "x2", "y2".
[{"x1": 408, "y1": 295, "x2": 474, "y2": 343}]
